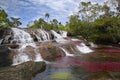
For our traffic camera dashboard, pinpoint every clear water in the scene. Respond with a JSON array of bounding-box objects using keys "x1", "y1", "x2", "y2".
[{"x1": 32, "y1": 47, "x2": 120, "y2": 80}]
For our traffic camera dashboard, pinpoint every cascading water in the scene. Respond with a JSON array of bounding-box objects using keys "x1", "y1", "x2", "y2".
[
  {"x1": 59, "y1": 31, "x2": 67, "y2": 38},
  {"x1": 51, "y1": 30, "x2": 63, "y2": 39},
  {"x1": 34, "y1": 48, "x2": 44, "y2": 62},
  {"x1": 11, "y1": 28, "x2": 43, "y2": 65},
  {"x1": 51, "y1": 30, "x2": 67, "y2": 43},
  {"x1": 11, "y1": 28, "x2": 36, "y2": 47},
  {"x1": 76, "y1": 42, "x2": 93, "y2": 53},
  {"x1": 60, "y1": 47, "x2": 74, "y2": 56},
  {"x1": 37, "y1": 29, "x2": 50, "y2": 41}
]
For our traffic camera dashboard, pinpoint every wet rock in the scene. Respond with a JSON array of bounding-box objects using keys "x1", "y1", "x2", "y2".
[
  {"x1": 7, "y1": 44, "x2": 19, "y2": 49},
  {"x1": 0, "y1": 45, "x2": 12, "y2": 67},
  {"x1": 0, "y1": 28, "x2": 14, "y2": 44},
  {"x1": 0, "y1": 61, "x2": 46, "y2": 80},
  {"x1": 38, "y1": 42, "x2": 65, "y2": 61},
  {"x1": 23, "y1": 46, "x2": 36, "y2": 60},
  {"x1": 24, "y1": 28, "x2": 54, "y2": 42}
]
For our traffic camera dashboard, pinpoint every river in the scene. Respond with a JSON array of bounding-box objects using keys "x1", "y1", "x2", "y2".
[{"x1": 32, "y1": 46, "x2": 120, "y2": 80}]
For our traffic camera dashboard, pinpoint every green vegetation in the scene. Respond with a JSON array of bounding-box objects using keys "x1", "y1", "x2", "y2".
[
  {"x1": 0, "y1": 7, "x2": 22, "y2": 29},
  {"x1": 65, "y1": 0, "x2": 120, "y2": 44},
  {"x1": 0, "y1": 7, "x2": 9, "y2": 29},
  {"x1": 0, "y1": 0, "x2": 120, "y2": 44},
  {"x1": 29, "y1": 13, "x2": 63, "y2": 30}
]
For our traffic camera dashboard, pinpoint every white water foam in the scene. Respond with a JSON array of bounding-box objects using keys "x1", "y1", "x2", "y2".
[
  {"x1": 71, "y1": 38, "x2": 80, "y2": 41},
  {"x1": 60, "y1": 31, "x2": 67, "y2": 38},
  {"x1": 60, "y1": 47, "x2": 74, "y2": 56},
  {"x1": 11, "y1": 28, "x2": 36, "y2": 47},
  {"x1": 37, "y1": 29, "x2": 50, "y2": 41},
  {"x1": 51, "y1": 30, "x2": 63, "y2": 39},
  {"x1": 76, "y1": 43, "x2": 93, "y2": 54},
  {"x1": 34, "y1": 49, "x2": 43, "y2": 62},
  {"x1": 11, "y1": 28, "x2": 44, "y2": 65},
  {"x1": 89, "y1": 42, "x2": 98, "y2": 48},
  {"x1": 51, "y1": 30, "x2": 67, "y2": 43},
  {"x1": 12, "y1": 53, "x2": 30, "y2": 65}
]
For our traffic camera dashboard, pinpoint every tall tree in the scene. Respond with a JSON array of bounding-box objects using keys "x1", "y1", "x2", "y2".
[
  {"x1": 10, "y1": 17, "x2": 22, "y2": 27},
  {"x1": 45, "y1": 13, "x2": 50, "y2": 22},
  {"x1": 79, "y1": 2, "x2": 102, "y2": 21},
  {"x1": 38, "y1": 18, "x2": 45, "y2": 29},
  {"x1": 51, "y1": 19, "x2": 58, "y2": 30},
  {"x1": 67, "y1": 14, "x2": 81, "y2": 35}
]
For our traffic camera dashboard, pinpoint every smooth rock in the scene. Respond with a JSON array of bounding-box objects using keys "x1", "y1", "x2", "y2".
[{"x1": 0, "y1": 61, "x2": 46, "y2": 80}]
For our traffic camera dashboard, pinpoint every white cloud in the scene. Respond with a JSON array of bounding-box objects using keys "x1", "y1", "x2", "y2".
[
  {"x1": 29, "y1": 0, "x2": 79, "y2": 14},
  {"x1": 0, "y1": 0, "x2": 105, "y2": 27}
]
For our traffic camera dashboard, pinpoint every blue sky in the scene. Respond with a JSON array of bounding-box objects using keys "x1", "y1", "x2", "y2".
[{"x1": 0, "y1": 0, "x2": 104, "y2": 28}]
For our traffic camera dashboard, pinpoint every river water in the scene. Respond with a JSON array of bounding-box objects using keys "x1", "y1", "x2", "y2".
[
  {"x1": 32, "y1": 46, "x2": 120, "y2": 80},
  {"x1": 1, "y1": 28, "x2": 120, "y2": 80}
]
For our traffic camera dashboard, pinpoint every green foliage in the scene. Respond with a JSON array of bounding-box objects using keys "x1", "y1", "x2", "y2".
[
  {"x1": 0, "y1": 7, "x2": 9, "y2": 29},
  {"x1": 10, "y1": 17, "x2": 22, "y2": 27},
  {"x1": 93, "y1": 17, "x2": 120, "y2": 44},
  {"x1": 0, "y1": 7, "x2": 22, "y2": 29},
  {"x1": 29, "y1": 17, "x2": 61, "y2": 30},
  {"x1": 64, "y1": 1, "x2": 120, "y2": 45}
]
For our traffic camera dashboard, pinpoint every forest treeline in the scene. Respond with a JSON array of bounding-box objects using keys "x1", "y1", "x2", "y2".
[{"x1": 0, "y1": 0, "x2": 120, "y2": 44}]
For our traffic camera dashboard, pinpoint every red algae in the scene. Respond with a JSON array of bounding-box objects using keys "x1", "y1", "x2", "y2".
[
  {"x1": 55, "y1": 57, "x2": 120, "y2": 72},
  {"x1": 70, "y1": 58, "x2": 120, "y2": 72},
  {"x1": 103, "y1": 48, "x2": 120, "y2": 53}
]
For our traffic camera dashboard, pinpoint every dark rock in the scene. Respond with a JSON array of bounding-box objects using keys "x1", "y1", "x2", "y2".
[
  {"x1": 0, "y1": 28, "x2": 13, "y2": 44},
  {"x1": 0, "y1": 45, "x2": 12, "y2": 67},
  {"x1": 7, "y1": 44, "x2": 19, "y2": 49},
  {"x1": 0, "y1": 61, "x2": 46, "y2": 80}
]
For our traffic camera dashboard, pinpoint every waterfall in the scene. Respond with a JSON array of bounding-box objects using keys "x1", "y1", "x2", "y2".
[
  {"x1": 89, "y1": 42, "x2": 97, "y2": 48},
  {"x1": 59, "y1": 31, "x2": 67, "y2": 38},
  {"x1": 12, "y1": 48, "x2": 44, "y2": 65},
  {"x1": 51, "y1": 30, "x2": 63, "y2": 39},
  {"x1": 60, "y1": 47, "x2": 74, "y2": 56},
  {"x1": 11, "y1": 28, "x2": 44, "y2": 65},
  {"x1": 37, "y1": 29, "x2": 50, "y2": 41},
  {"x1": 76, "y1": 43, "x2": 93, "y2": 54},
  {"x1": 51, "y1": 30, "x2": 67, "y2": 43},
  {"x1": 34, "y1": 48, "x2": 44, "y2": 62},
  {"x1": 12, "y1": 52, "x2": 30, "y2": 65},
  {"x1": 11, "y1": 28, "x2": 36, "y2": 47}
]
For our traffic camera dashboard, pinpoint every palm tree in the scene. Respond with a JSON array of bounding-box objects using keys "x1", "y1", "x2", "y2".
[
  {"x1": 45, "y1": 13, "x2": 50, "y2": 22},
  {"x1": 10, "y1": 17, "x2": 22, "y2": 27},
  {"x1": 38, "y1": 18, "x2": 45, "y2": 29},
  {"x1": 52, "y1": 19, "x2": 58, "y2": 30}
]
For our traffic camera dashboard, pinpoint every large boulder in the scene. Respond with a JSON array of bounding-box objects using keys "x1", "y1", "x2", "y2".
[
  {"x1": 38, "y1": 42, "x2": 65, "y2": 61},
  {"x1": 0, "y1": 45, "x2": 12, "y2": 67},
  {"x1": 0, "y1": 61, "x2": 46, "y2": 80}
]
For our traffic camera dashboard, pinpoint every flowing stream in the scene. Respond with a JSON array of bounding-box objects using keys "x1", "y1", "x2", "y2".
[
  {"x1": 11, "y1": 28, "x2": 44, "y2": 65},
  {"x1": 1, "y1": 28, "x2": 120, "y2": 80}
]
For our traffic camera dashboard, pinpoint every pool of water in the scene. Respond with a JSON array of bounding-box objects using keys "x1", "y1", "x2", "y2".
[{"x1": 32, "y1": 47, "x2": 120, "y2": 80}]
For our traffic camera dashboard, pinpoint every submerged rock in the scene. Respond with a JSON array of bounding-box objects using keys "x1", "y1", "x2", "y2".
[{"x1": 0, "y1": 61, "x2": 46, "y2": 80}]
